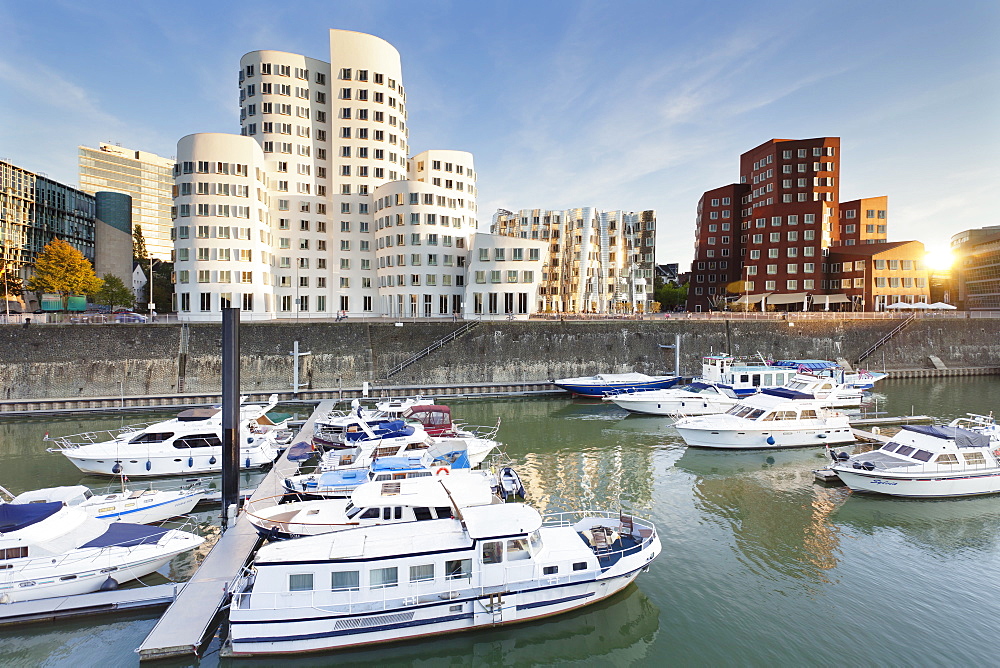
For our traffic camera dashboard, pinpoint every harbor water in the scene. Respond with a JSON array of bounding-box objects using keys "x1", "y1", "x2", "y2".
[{"x1": 2, "y1": 375, "x2": 1000, "y2": 666}]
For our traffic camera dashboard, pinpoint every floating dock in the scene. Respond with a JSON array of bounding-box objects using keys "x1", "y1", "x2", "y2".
[
  {"x1": 0, "y1": 583, "x2": 181, "y2": 627},
  {"x1": 135, "y1": 399, "x2": 332, "y2": 662},
  {"x1": 848, "y1": 415, "x2": 934, "y2": 427}
]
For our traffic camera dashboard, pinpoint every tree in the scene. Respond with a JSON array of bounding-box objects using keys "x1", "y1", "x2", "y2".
[
  {"x1": 26, "y1": 239, "x2": 103, "y2": 310},
  {"x1": 133, "y1": 225, "x2": 148, "y2": 261},
  {"x1": 93, "y1": 274, "x2": 135, "y2": 310},
  {"x1": 150, "y1": 260, "x2": 173, "y2": 312},
  {"x1": 654, "y1": 279, "x2": 688, "y2": 310}
]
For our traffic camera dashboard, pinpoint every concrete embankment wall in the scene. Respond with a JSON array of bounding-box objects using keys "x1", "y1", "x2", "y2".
[{"x1": 1, "y1": 319, "x2": 998, "y2": 400}]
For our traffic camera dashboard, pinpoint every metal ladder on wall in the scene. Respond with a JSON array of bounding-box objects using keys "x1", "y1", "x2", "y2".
[
  {"x1": 381, "y1": 321, "x2": 480, "y2": 380},
  {"x1": 856, "y1": 314, "x2": 915, "y2": 366}
]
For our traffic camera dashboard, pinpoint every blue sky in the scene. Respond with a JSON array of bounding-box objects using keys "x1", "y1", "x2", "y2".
[{"x1": 1, "y1": 0, "x2": 997, "y2": 266}]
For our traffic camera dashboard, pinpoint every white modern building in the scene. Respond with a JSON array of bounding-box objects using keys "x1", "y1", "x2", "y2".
[
  {"x1": 172, "y1": 29, "x2": 480, "y2": 321},
  {"x1": 464, "y1": 233, "x2": 547, "y2": 319},
  {"x1": 79, "y1": 143, "x2": 175, "y2": 260},
  {"x1": 492, "y1": 207, "x2": 656, "y2": 314}
]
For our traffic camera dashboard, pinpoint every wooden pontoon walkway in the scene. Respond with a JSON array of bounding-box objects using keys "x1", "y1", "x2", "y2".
[{"x1": 136, "y1": 399, "x2": 333, "y2": 661}]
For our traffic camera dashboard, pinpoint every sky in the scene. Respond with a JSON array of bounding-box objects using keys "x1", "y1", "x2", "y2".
[{"x1": 1, "y1": 0, "x2": 997, "y2": 267}]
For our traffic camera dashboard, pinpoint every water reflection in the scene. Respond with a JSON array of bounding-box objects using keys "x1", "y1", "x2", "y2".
[{"x1": 834, "y1": 495, "x2": 1000, "y2": 553}]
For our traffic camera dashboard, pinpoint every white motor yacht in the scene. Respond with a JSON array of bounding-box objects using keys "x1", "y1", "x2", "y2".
[
  {"x1": 46, "y1": 395, "x2": 286, "y2": 477},
  {"x1": 829, "y1": 415, "x2": 1000, "y2": 497},
  {"x1": 227, "y1": 502, "x2": 659, "y2": 655},
  {"x1": 5, "y1": 482, "x2": 205, "y2": 524},
  {"x1": 673, "y1": 392, "x2": 854, "y2": 449},
  {"x1": 0, "y1": 501, "x2": 204, "y2": 603},
  {"x1": 250, "y1": 474, "x2": 499, "y2": 540},
  {"x1": 604, "y1": 382, "x2": 740, "y2": 416}
]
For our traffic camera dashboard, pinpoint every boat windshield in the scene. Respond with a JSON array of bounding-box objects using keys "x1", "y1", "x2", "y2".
[
  {"x1": 345, "y1": 504, "x2": 363, "y2": 520},
  {"x1": 129, "y1": 432, "x2": 174, "y2": 444},
  {"x1": 726, "y1": 406, "x2": 765, "y2": 419}
]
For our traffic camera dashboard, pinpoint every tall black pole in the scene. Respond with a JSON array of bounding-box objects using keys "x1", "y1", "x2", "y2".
[{"x1": 221, "y1": 307, "x2": 241, "y2": 529}]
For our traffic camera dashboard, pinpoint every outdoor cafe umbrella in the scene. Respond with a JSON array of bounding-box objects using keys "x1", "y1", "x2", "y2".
[
  {"x1": 885, "y1": 301, "x2": 911, "y2": 309},
  {"x1": 928, "y1": 302, "x2": 958, "y2": 310}
]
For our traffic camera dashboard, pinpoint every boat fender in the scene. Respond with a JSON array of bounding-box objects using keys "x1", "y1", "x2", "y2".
[
  {"x1": 862, "y1": 461, "x2": 875, "y2": 471},
  {"x1": 112, "y1": 462, "x2": 123, "y2": 474},
  {"x1": 837, "y1": 451, "x2": 850, "y2": 461},
  {"x1": 766, "y1": 436, "x2": 776, "y2": 445},
  {"x1": 145, "y1": 461, "x2": 152, "y2": 471},
  {"x1": 247, "y1": 437, "x2": 253, "y2": 444},
  {"x1": 245, "y1": 457, "x2": 251, "y2": 468},
  {"x1": 209, "y1": 456, "x2": 217, "y2": 465},
  {"x1": 187, "y1": 457, "x2": 194, "y2": 467},
  {"x1": 436, "y1": 467, "x2": 449, "y2": 475},
  {"x1": 99, "y1": 577, "x2": 119, "y2": 592},
  {"x1": 853, "y1": 462, "x2": 862, "y2": 469},
  {"x1": 817, "y1": 433, "x2": 827, "y2": 439},
  {"x1": 872, "y1": 426, "x2": 881, "y2": 435}
]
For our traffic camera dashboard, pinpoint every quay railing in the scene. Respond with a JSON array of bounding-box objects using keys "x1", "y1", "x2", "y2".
[
  {"x1": 382, "y1": 321, "x2": 481, "y2": 379},
  {"x1": 856, "y1": 314, "x2": 916, "y2": 365}
]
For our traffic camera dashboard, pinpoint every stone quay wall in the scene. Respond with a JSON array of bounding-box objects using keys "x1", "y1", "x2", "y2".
[{"x1": 0, "y1": 318, "x2": 997, "y2": 400}]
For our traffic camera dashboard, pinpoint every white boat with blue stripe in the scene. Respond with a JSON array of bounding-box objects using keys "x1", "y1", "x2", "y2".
[
  {"x1": 227, "y1": 499, "x2": 659, "y2": 655},
  {"x1": 5, "y1": 482, "x2": 204, "y2": 525},
  {"x1": 553, "y1": 373, "x2": 678, "y2": 398}
]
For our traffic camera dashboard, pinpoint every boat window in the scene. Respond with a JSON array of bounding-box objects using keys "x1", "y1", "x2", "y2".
[
  {"x1": 382, "y1": 507, "x2": 391, "y2": 520},
  {"x1": 761, "y1": 412, "x2": 776, "y2": 421},
  {"x1": 775, "y1": 374, "x2": 785, "y2": 384},
  {"x1": 912, "y1": 450, "x2": 933, "y2": 462},
  {"x1": 740, "y1": 375, "x2": 749, "y2": 383},
  {"x1": 726, "y1": 406, "x2": 742, "y2": 416},
  {"x1": 404, "y1": 443, "x2": 426, "y2": 451},
  {"x1": 482, "y1": 541, "x2": 503, "y2": 564},
  {"x1": 936, "y1": 453, "x2": 959, "y2": 464},
  {"x1": 288, "y1": 573, "x2": 313, "y2": 592},
  {"x1": 345, "y1": 505, "x2": 362, "y2": 519},
  {"x1": 435, "y1": 507, "x2": 453, "y2": 519},
  {"x1": 445, "y1": 558, "x2": 471, "y2": 580},
  {"x1": 895, "y1": 445, "x2": 915, "y2": 457},
  {"x1": 330, "y1": 570, "x2": 359, "y2": 591},
  {"x1": 507, "y1": 538, "x2": 530, "y2": 561},
  {"x1": 821, "y1": 384, "x2": 833, "y2": 390},
  {"x1": 129, "y1": 432, "x2": 174, "y2": 444},
  {"x1": 787, "y1": 381, "x2": 807, "y2": 390},
  {"x1": 360, "y1": 508, "x2": 380, "y2": 520},
  {"x1": 752, "y1": 374, "x2": 761, "y2": 387},
  {"x1": 412, "y1": 471, "x2": 432, "y2": 478},
  {"x1": 774, "y1": 411, "x2": 798, "y2": 420},
  {"x1": 543, "y1": 566, "x2": 558, "y2": 575},
  {"x1": 800, "y1": 410, "x2": 818, "y2": 419},
  {"x1": 963, "y1": 452, "x2": 986, "y2": 465},
  {"x1": 409, "y1": 564, "x2": 434, "y2": 582},
  {"x1": 413, "y1": 507, "x2": 433, "y2": 521},
  {"x1": 763, "y1": 374, "x2": 773, "y2": 385},
  {"x1": 375, "y1": 474, "x2": 391, "y2": 481},
  {"x1": 573, "y1": 562, "x2": 587, "y2": 571},
  {"x1": 881, "y1": 443, "x2": 899, "y2": 452},
  {"x1": 173, "y1": 434, "x2": 222, "y2": 449},
  {"x1": 747, "y1": 409, "x2": 765, "y2": 419},
  {"x1": 394, "y1": 507, "x2": 402, "y2": 520},
  {"x1": 369, "y1": 567, "x2": 398, "y2": 589},
  {"x1": 0, "y1": 547, "x2": 28, "y2": 561}
]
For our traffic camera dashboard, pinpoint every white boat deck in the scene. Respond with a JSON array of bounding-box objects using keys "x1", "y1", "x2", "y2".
[{"x1": 135, "y1": 400, "x2": 331, "y2": 662}]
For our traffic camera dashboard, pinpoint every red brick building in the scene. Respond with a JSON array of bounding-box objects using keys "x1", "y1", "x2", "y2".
[{"x1": 686, "y1": 138, "x2": 924, "y2": 311}]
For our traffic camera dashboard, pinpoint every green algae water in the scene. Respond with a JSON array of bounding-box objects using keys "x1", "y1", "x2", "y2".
[{"x1": 2, "y1": 375, "x2": 1000, "y2": 667}]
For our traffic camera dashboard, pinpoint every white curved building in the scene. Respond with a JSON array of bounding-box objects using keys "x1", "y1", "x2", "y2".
[
  {"x1": 172, "y1": 133, "x2": 272, "y2": 321},
  {"x1": 172, "y1": 29, "x2": 479, "y2": 321}
]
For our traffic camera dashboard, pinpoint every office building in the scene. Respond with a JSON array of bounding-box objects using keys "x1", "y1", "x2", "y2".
[
  {"x1": 491, "y1": 207, "x2": 656, "y2": 314},
  {"x1": 79, "y1": 143, "x2": 175, "y2": 260},
  {"x1": 686, "y1": 137, "x2": 920, "y2": 311},
  {"x1": 952, "y1": 226, "x2": 1000, "y2": 310},
  {"x1": 172, "y1": 29, "x2": 481, "y2": 321}
]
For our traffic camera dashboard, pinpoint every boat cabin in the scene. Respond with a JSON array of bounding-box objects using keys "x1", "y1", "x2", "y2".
[
  {"x1": 853, "y1": 424, "x2": 995, "y2": 470},
  {"x1": 402, "y1": 405, "x2": 457, "y2": 437}
]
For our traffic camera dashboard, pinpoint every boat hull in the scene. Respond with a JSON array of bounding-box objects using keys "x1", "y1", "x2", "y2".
[
  {"x1": 64, "y1": 446, "x2": 277, "y2": 477},
  {"x1": 89, "y1": 490, "x2": 205, "y2": 523},
  {"x1": 833, "y1": 467, "x2": 1000, "y2": 498},
  {"x1": 228, "y1": 568, "x2": 644, "y2": 656},
  {"x1": 555, "y1": 378, "x2": 678, "y2": 398},
  {"x1": 675, "y1": 425, "x2": 855, "y2": 449},
  {"x1": 609, "y1": 395, "x2": 737, "y2": 416}
]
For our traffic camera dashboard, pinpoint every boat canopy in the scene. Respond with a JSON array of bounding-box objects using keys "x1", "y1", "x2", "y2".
[
  {"x1": 371, "y1": 455, "x2": 427, "y2": 472},
  {"x1": 775, "y1": 359, "x2": 839, "y2": 371},
  {"x1": 177, "y1": 408, "x2": 220, "y2": 422},
  {"x1": 403, "y1": 406, "x2": 452, "y2": 425},
  {"x1": 345, "y1": 419, "x2": 414, "y2": 442},
  {"x1": 0, "y1": 501, "x2": 64, "y2": 532},
  {"x1": 462, "y1": 503, "x2": 541, "y2": 539},
  {"x1": 901, "y1": 424, "x2": 991, "y2": 448},
  {"x1": 318, "y1": 469, "x2": 367, "y2": 486},
  {"x1": 81, "y1": 523, "x2": 171, "y2": 548},
  {"x1": 761, "y1": 387, "x2": 814, "y2": 400}
]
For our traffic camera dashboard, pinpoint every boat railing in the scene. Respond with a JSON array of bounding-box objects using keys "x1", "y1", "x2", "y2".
[
  {"x1": 44, "y1": 423, "x2": 159, "y2": 451},
  {"x1": 541, "y1": 510, "x2": 658, "y2": 549},
  {"x1": 834, "y1": 456, "x2": 1000, "y2": 475},
  {"x1": 455, "y1": 418, "x2": 501, "y2": 441}
]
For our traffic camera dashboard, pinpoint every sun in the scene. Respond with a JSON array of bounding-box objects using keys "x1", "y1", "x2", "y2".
[{"x1": 924, "y1": 250, "x2": 954, "y2": 271}]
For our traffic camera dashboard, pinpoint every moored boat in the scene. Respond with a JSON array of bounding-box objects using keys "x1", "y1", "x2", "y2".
[
  {"x1": 0, "y1": 501, "x2": 204, "y2": 603},
  {"x1": 673, "y1": 392, "x2": 855, "y2": 449},
  {"x1": 45, "y1": 395, "x2": 286, "y2": 477},
  {"x1": 227, "y1": 501, "x2": 659, "y2": 655},
  {"x1": 553, "y1": 373, "x2": 679, "y2": 398},
  {"x1": 829, "y1": 415, "x2": 1000, "y2": 497},
  {"x1": 5, "y1": 481, "x2": 205, "y2": 524}
]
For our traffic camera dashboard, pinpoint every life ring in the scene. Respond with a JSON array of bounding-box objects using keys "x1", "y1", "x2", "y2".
[
  {"x1": 436, "y1": 467, "x2": 449, "y2": 475},
  {"x1": 993, "y1": 449, "x2": 1000, "y2": 458}
]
